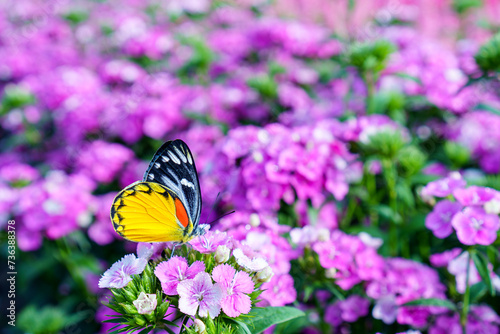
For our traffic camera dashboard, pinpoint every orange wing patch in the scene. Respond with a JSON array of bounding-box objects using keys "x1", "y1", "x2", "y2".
[{"x1": 174, "y1": 198, "x2": 190, "y2": 228}]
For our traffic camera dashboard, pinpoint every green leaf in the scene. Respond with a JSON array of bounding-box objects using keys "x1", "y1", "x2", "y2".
[
  {"x1": 470, "y1": 281, "x2": 488, "y2": 303},
  {"x1": 233, "y1": 307, "x2": 305, "y2": 334},
  {"x1": 402, "y1": 298, "x2": 457, "y2": 311},
  {"x1": 471, "y1": 251, "x2": 495, "y2": 296}
]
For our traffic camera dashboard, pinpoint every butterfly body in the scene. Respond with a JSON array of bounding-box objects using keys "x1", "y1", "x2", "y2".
[{"x1": 110, "y1": 140, "x2": 208, "y2": 243}]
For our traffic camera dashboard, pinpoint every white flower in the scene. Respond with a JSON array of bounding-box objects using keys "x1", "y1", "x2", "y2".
[
  {"x1": 214, "y1": 245, "x2": 230, "y2": 264},
  {"x1": 255, "y1": 266, "x2": 274, "y2": 283},
  {"x1": 233, "y1": 248, "x2": 268, "y2": 272},
  {"x1": 133, "y1": 292, "x2": 157, "y2": 315}
]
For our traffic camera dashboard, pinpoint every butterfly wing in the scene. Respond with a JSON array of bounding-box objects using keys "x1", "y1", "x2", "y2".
[
  {"x1": 111, "y1": 181, "x2": 194, "y2": 243},
  {"x1": 143, "y1": 140, "x2": 202, "y2": 229}
]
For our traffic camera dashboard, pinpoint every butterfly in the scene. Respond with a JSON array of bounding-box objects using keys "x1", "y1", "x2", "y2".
[{"x1": 110, "y1": 139, "x2": 209, "y2": 244}]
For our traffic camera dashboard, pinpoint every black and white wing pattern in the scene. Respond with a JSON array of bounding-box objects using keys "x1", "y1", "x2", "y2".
[{"x1": 143, "y1": 140, "x2": 202, "y2": 227}]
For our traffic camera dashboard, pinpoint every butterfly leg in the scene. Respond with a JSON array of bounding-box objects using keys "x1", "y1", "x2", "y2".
[{"x1": 170, "y1": 242, "x2": 181, "y2": 258}]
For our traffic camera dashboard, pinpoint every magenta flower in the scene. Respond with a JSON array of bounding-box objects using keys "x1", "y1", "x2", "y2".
[
  {"x1": 421, "y1": 172, "x2": 466, "y2": 198},
  {"x1": 154, "y1": 256, "x2": 205, "y2": 295},
  {"x1": 451, "y1": 207, "x2": 500, "y2": 245},
  {"x1": 429, "y1": 248, "x2": 462, "y2": 267},
  {"x1": 453, "y1": 186, "x2": 500, "y2": 206},
  {"x1": 98, "y1": 254, "x2": 147, "y2": 289},
  {"x1": 177, "y1": 272, "x2": 222, "y2": 319},
  {"x1": 212, "y1": 264, "x2": 254, "y2": 317},
  {"x1": 425, "y1": 200, "x2": 463, "y2": 238}
]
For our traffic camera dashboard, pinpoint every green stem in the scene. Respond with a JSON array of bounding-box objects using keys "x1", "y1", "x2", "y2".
[
  {"x1": 461, "y1": 251, "x2": 472, "y2": 333},
  {"x1": 382, "y1": 158, "x2": 398, "y2": 256},
  {"x1": 363, "y1": 72, "x2": 376, "y2": 114}
]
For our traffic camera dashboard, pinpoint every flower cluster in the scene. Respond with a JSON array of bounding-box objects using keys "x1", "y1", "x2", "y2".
[
  {"x1": 98, "y1": 231, "x2": 275, "y2": 333},
  {"x1": 423, "y1": 172, "x2": 500, "y2": 245}
]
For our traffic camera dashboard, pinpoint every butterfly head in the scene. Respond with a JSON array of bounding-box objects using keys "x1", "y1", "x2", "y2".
[{"x1": 192, "y1": 223, "x2": 210, "y2": 237}]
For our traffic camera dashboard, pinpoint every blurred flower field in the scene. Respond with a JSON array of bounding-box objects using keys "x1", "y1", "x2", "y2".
[{"x1": 2, "y1": 0, "x2": 500, "y2": 333}]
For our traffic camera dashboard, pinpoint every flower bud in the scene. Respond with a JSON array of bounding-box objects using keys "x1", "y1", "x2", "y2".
[
  {"x1": 194, "y1": 319, "x2": 206, "y2": 334},
  {"x1": 133, "y1": 292, "x2": 157, "y2": 315},
  {"x1": 484, "y1": 199, "x2": 500, "y2": 215},
  {"x1": 317, "y1": 228, "x2": 330, "y2": 242},
  {"x1": 325, "y1": 268, "x2": 337, "y2": 279},
  {"x1": 255, "y1": 266, "x2": 274, "y2": 283},
  {"x1": 121, "y1": 302, "x2": 138, "y2": 314},
  {"x1": 249, "y1": 213, "x2": 260, "y2": 227},
  {"x1": 214, "y1": 245, "x2": 230, "y2": 264}
]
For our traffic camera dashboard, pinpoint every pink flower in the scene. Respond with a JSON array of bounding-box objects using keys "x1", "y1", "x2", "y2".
[
  {"x1": 177, "y1": 272, "x2": 222, "y2": 319},
  {"x1": 190, "y1": 231, "x2": 230, "y2": 254},
  {"x1": 425, "y1": 200, "x2": 463, "y2": 238},
  {"x1": 260, "y1": 274, "x2": 297, "y2": 307},
  {"x1": 154, "y1": 256, "x2": 205, "y2": 295},
  {"x1": 98, "y1": 254, "x2": 147, "y2": 289},
  {"x1": 453, "y1": 186, "x2": 500, "y2": 206},
  {"x1": 429, "y1": 248, "x2": 462, "y2": 267},
  {"x1": 421, "y1": 172, "x2": 466, "y2": 198},
  {"x1": 451, "y1": 207, "x2": 500, "y2": 245},
  {"x1": 212, "y1": 264, "x2": 254, "y2": 317}
]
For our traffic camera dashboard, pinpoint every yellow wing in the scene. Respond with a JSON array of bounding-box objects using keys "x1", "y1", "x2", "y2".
[{"x1": 110, "y1": 181, "x2": 194, "y2": 243}]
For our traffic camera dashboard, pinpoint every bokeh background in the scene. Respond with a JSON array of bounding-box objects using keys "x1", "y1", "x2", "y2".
[{"x1": 1, "y1": 0, "x2": 500, "y2": 333}]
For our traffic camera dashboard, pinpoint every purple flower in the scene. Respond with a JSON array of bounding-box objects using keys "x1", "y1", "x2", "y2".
[
  {"x1": 324, "y1": 303, "x2": 342, "y2": 327},
  {"x1": 425, "y1": 200, "x2": 463, "y2": 238},
  {"x1": 451, "y1": 207, "x2": 500, "y2": 245},
  {"x1": 421, "y1": 172, "x2": 466, "y2": 198},
  {"x1": 98, "y1": 254, "x2": 147, "y2": 289},
  {"x1": 373, "y1": 296, "x2": 398, "y2": 324},
  {"x1": 212, "y1": 264, "x2": 254, "y2": 317},
  {"x1": 177, "y1": 272, "x2": 222, "y2": 319},
  {"x1": 453, "y1": 186, "x2": 500, "y2": 206},
  {"x1": 154, "y1": 256, "x2": 205, "y2": 295},
  {"x1": 339, "y1": 295, "x2": 370, "y2": 322},
  {"x1": 137, "y1": 242, "x2": 167, "y2": 260}
]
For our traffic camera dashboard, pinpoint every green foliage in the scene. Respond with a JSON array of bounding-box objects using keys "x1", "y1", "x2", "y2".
[
  {"x1": 360, "y1": 130, "x2": 406, "y2": 158},
  {"x1": 452, "y1": 0, "x2": 483, "y2": 14},
  {"x1": 397, "y1": 145, "x2": 427, "y2": 177},
  {"x1": 471, "y1": 250, "x2": 496, "y2": 296},
  {"x1": 347, "y1": 40, "x2": 396, "y2": 75},
  {"x1": 402, "y1": 298, "x2": 458, "y2": 311},
  {"x1": 1, "y1": 84, "x2": 35, "y2": 115},
  {"x1": 475, "y1": 32, "x2": 500, "y2": 73},
  {"x1": 18, "y1": 305, "x2": 87, "y2": 334},
  {"x1": 230, "y1": 307, "x2": 305, "y2": 334},
  {"x1": 444, "y1": 141, "x2": 470, "y2": 167},
  {"x1": 247, "y1": 74, "x2": 278, "y2": 99}
]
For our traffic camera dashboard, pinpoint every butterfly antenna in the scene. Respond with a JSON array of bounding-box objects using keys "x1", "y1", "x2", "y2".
[
  {"x1": 204, "y1": 192, "x2": 222, "y2": 225},
  {"x1": 208, "y1": 210, "x2": 236, "y2": 225}
]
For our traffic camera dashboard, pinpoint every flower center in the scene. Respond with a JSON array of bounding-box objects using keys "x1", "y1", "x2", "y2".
[
  {"x1": 440, "y1": 212, "x2": 452, "y2": 222},
  {"x1": 177, "y1": 266, "x2": 185, "y2": 281},
  {"x1": 471, "y1": 217, "x2": 483, "y2": 230},
  {"x1": 193, "y1": 293, "x2": 204, "y2": 301}
]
